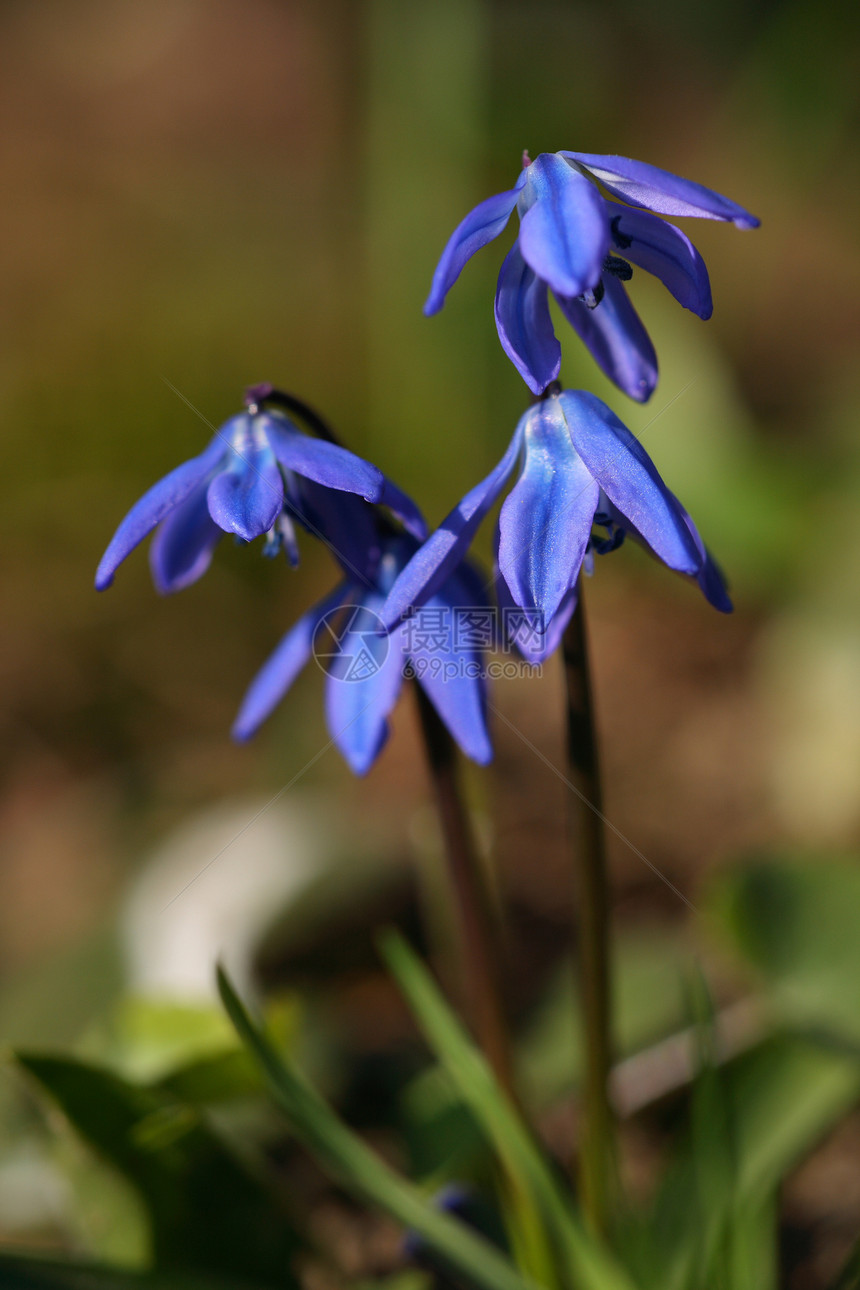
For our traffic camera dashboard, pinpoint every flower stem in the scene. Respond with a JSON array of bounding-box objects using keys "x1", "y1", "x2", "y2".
[
  {"x1": 413, "y1": 684, "x2": 517, "y2": 1104},
  {"x1": 562, "y1": 580, "x2": 614, "y2": 1236},
  {"x1": 245, "y1": 384, "x2": 340, "y2": 446}
]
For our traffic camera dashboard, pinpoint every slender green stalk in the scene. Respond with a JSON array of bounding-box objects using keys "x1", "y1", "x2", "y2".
[
  {"x1": 414, "y1": 684, "x2": 517, "y2": 1105},
  {"x1": 562, "y1": 580, "x2": 614, "y2": 1236}
]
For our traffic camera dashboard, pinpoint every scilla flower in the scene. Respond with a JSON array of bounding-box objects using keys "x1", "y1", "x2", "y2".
[
  {"x1": 381, "y1": 389, "x2": 730, "y2": 664},
  {"x1": 95, "y1": 394, "x2": 423, "y2": 594},
  {"x1": 425, "y1": 150, "x2": 758, "y2": 400},
  {"x1": 232, "y1": 499, "x2": 493, "y2": 775}
]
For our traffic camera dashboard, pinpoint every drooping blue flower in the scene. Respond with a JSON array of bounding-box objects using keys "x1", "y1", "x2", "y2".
[
  {"x1": 425, "y1": 150, "x2": 759, "y2": 400},
  {"x1": 381, "y1": 390, "x2": 730, "y2": 664},
  {"x1": 95, "y1": 399, "x2": 424, "y2": 594},
  {"x1": 232, "y1": 508, "x2": 493, "y2": 775}
]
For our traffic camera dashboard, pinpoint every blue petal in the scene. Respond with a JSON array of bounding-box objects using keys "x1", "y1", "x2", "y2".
[
  {"x1": 287, "y1": 478, "x2": 381, "y2": 585},
  {"x1": 562, "y1": 152, "x2": 760, "y2": 228},
  {"x1": 497, "y1": 399, "x2": 599, "y2": 627},
  {"x1": 539, "y1": 587, "x2": 580, "y2": 659},
  {"x1": 495, "y1": 563, "x2": 578, "y2": 664},
  {"x1": 379, "y1": 478, "x2": 428, "y2": 541},
  {"x1": 675, "y1": 500, "x2": 733, "y2": 612},
  {"x1": 232, "y1": 582, "x2": 350, "y2": 741},
  {"x1": 148, "y1": 481, "x2": 222, "y2": 594},
  {"x1": 517, "y1": 153, "x2": 609, "y2": 298},
  {"x1": 413, "y1": 591, "x2": 493, "y2": 766},
  {"x1": 324, "y1": 595, "x2": 407, "y2": 775},
  {"x1": 602, "y1": 490, "x2": 733, "y2": 613},
  {"x1": 558, "y1": 390, "x2": 700, "y2": 574},
  {"x1": 424, "y1": 182, "x2": 524, "y2": 315},
  {"x1": 695, "y1": 547, "x2": 732, "y2": 612},
  {"x1": 607, "y1": 202, "x2": 712, "y2": 318},
  {"x1": 555, "y1": 274, "x2": 658, "y2": 403},
  {"x1": 207, "y1": 439, "x2": 284, "y2": 542},
  {"x1": 380, "y1": 419, "x2": 526, "y2": 629},
  {"x1": 494, "y1": 242, "x2": 561, "y2": 395},
  {"x1": 262, "y1": 413, "x2": 384, "y2": 502},
  {"x1": 95, "y1": 436, "x2": 225, "y2": 590}
]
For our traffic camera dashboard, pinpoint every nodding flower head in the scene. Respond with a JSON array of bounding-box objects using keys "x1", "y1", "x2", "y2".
[
  {"x1": 381, "y1": 389, "x2": 731, "y2": 665},
  {"x1": 95, "y1": 392, "x2": 425, "y2": 595},
  {"x1": 425, "y1": 150, "x2": 758, "y2": 401}
]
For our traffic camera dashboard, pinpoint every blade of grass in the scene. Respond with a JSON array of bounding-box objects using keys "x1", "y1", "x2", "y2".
[
  {"x1": 727, "y1": 1193, "x2": 778, "y2": 1290},
  {"x1": 378, "y1": 930, "x2": 637, "y2": 1290},
  {"x1": 216, "y1": 965, "x2": 539, "y2": 1290}
]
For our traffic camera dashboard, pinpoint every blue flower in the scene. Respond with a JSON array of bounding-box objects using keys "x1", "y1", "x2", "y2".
[
  {"x1": 95, "y1": 401, "x2": 424, "y2": 594},
  {"x1": 232, "y1": 516, "x2": 493, "y2": 775},
  {"x1": 381, "y1": 390, "x2": 730, "y2": 663},
  {"x1": 425, "y1": 150, "x2": 759, "y2": 401}
]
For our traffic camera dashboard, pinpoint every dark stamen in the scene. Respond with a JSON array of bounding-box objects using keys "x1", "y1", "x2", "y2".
[{"x1": 603, "y1": 254, "x2": 632, "y2": 281}]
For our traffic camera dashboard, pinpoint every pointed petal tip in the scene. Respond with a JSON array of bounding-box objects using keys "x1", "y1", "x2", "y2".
[
  {"x1": 360, "y1": 468, "x2": 385, "y2": 505},
  {"x1": 418, "y1": 678, "x2": 494, "y2": 766},
  {"x1": 151, "y1": 572, "x2": 188, "y2": 596},
  {"x1": 459, "y1": 704, "x2": 495, "y2": 765},
  {"x1": 338, "y1": 720, "x2": 390, "y2": 776},
  {"x1": 344, "y1": 749, "x2": 375, "y2": 776},
  {"x1": 700, "y1": 566, "x2": 734, "y2": 613},
  {"x1": 520, "y1": 640, "x2": 554, "y2": 665},
  {"x1": 525, "y1": 372, "x2": 551, "y2": 396},
  {"x1": 225, "y1": 519, "x2": 259, "y2": 544},
  {"x1": 265, "y1": 419, "x2": 384, "y2": 504}
]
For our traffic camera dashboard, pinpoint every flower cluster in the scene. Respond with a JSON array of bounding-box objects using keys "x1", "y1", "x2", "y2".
[{"x1": 96, "y1": 146, "x2": 757, "y2": 775}]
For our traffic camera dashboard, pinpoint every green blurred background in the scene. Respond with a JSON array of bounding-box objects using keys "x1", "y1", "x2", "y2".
[{"x1": 1, "y1": 0, "x2": 860, "y2": 1270}]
